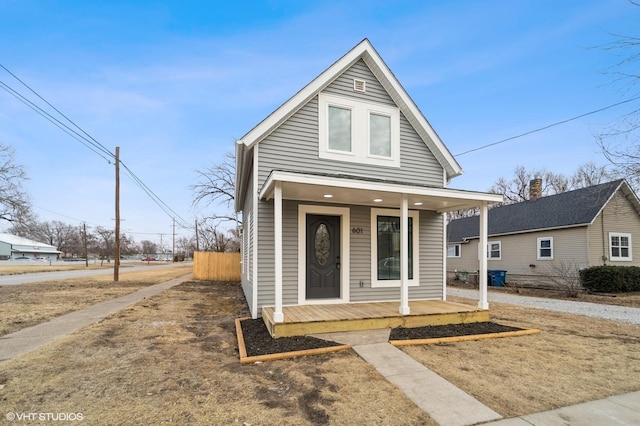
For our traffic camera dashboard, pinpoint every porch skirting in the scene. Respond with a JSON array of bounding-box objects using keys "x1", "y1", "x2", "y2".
[{"x1": 262, "y1": 300, "x2": 489, "y2": 338}]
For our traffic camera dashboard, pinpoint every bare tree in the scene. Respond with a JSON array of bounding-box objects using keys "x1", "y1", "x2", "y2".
[
  {"x1": 190, "y1": 151, "x2": 239, "y2": 226},
  {"x1": 141, "y1": 240, "x2": 158, "y2": 256},
  {"x1": 196, "y1": 218, "x2": 240, "y2": 252},
  {"x1": 93, "y1": 226, "x2": 115, "y2": 262},
  {"x1": 0, "y1": 144, "x2": 31, "y2": 224},
  {"x1": 596, "y1": 2, "x2": 640, "y2": 191}
]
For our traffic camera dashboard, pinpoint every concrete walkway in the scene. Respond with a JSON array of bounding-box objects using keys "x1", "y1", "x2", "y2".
[
  {"x1": 313, "y1": 329, "x2": 502, "y2": 426},
  {"x1": 0, "y1": 274, "x2": 192, "y2": 364}
]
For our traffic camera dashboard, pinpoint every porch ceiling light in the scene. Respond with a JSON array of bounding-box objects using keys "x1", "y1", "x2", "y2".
[
  {"x1": 373, "y1": 198, "x2": 383, "y2": 203},
  {"x1": 414, "y1": 202, "x2": 423, "y2": 206},
  {"x1": 323, "y1": 194, "x2": 334, "y2": 198}
]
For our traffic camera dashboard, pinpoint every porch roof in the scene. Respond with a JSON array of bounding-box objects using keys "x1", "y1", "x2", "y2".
[{"x1": 260, "y1": 170, "x2": 503, "y2": 213}]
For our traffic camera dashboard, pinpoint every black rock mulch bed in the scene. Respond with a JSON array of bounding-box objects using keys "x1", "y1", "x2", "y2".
[
  {"x1": 240, "y1": 319, "x2": 524, "y2": 357},
  {"x1": 240, "y1": 319, "x2": 344, "y2": 357},
  {"x1": 389, "y1": 322, "x2": 523, "y2": 340}
]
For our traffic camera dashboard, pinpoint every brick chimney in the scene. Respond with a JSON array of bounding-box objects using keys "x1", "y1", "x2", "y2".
[{"x1": 529, "y1": 178, "x2": 542, "y2": 200}]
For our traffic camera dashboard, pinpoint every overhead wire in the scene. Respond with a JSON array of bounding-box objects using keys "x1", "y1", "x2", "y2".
[
  {"x1": 455, "y1": 95, "x2": 640, "y2": 157},
  {"x1": 0, "y1": 63, "x2": 191, "y2": 230}
]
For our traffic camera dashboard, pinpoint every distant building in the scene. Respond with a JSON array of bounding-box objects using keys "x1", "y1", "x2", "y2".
[{"x1": 0, "y1": 233, "x2": 61, "y2": 261}]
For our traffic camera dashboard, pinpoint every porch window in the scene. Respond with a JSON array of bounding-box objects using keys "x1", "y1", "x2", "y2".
[
  {"x1": 537, "y1": 237, "x2": 553, "y2": 260},
  {"x1": 447, "y1": 244, "x2": 461, "y2": 258},
  {"x1": 487, "y1": 241, "x2": 501, "y2": 260},
  {"x1": 610, "y1": 232, "x2": 632, "y2": 261},
  {"x1": 319, "y1": 93, "x2": 399, "y2": 167},
  {"x1": 370, "y1": 208, "x2": 419, "y2": 287}
]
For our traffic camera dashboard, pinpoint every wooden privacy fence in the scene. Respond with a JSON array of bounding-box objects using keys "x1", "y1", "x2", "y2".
[{"x1": 193, "y1": 251, "x2": 241, "y2": 281}]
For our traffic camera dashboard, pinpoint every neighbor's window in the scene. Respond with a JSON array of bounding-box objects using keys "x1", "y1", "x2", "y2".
[
  {"x1": 328, "y1": 105, "x2": 352, "y2": 152},
  {"x1": 610, "y1": 232, "x2": 632, "y2": 261},
  {"x1": 537, "y1": 237, "x2": 553, "y2": 260},
  {"x1": 370, "y1": 208, "x2": 419, "y2": 287},
  {"x1": 487, "y1": 241, "x2": 501, "y2": 260},
  {"x1": 447, "y1": 244, "x2": 461, "y2": 258}
]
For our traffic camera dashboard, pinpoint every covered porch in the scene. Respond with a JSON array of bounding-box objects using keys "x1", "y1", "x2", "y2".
[{"x1": 262, "y1": 299, "x2": 489, "y2": 338}]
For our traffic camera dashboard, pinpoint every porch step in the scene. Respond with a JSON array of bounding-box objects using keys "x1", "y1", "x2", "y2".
[{"x1": 262, "y1": 300, "x2": 489, "y2": 338}]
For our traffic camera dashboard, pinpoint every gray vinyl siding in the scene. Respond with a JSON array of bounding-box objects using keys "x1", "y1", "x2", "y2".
[
  {"x1": 240, "y1": 172, "x2": 254, "y2": 315},
  {"x1": 257, "y1": 59, "x2": 444, "y2": 191},
  {"x1": 255, "y1": 200, "x2": 445, "y2": 313},
  {"x1": 588, "y1": 190, "x2": 640, "y2": 266}
]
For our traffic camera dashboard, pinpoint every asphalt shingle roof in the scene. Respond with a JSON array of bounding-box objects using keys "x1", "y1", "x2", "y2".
[{"x1": 447, "y1": 179, "x2": 630, "y2": 242}]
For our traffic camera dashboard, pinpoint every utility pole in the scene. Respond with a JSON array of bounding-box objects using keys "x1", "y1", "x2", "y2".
[
  {"x1": 172, "y1": 217, "x2": 176, "y2": 262},
  {"x1": 82, "y1": 223, "x2": 88, "y2": 267},
  {"x1": 114, "y1": 146, "x2": 120, "y2": 282}
]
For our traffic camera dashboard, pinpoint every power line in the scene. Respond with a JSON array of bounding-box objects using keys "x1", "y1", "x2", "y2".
[
  {"x1": 455, "y1": 95, "x2": 640, "y2": 157},
  {"x1": 0, "y1": 64, "x2": 190, "y2": 229}
]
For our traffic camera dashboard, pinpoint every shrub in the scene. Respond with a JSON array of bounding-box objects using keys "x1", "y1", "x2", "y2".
[{"x1": 580, "y1": 265, "x2": 640, "y2": 293}]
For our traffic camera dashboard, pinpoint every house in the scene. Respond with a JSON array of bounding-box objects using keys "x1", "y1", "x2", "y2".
[
  {"x1": 446, "y1": 178, "x2": 640, "y2": 287},
  {"x1": 234, "y1": 39, "x2": 503, "y2": 335},
  {"x1": 0, "y1": 233, "x2": 61, "y2": 261}
]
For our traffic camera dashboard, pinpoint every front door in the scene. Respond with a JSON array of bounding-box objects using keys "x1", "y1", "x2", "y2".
[{"x1": 306, "y1": 214, "x2": 341, "y2": 299}]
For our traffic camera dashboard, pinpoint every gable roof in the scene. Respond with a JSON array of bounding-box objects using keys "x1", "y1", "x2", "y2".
[
  {"x1": 447, "y1": 179, "x2": 640, "y2": 242},
  {"x1": 235, "y1": 39, "x2": 463, "y2": 209}
]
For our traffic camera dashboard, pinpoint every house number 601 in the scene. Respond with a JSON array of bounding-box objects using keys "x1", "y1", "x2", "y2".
[{"x1": 351, "y1": 227, "x2": 363, "y2": 234}]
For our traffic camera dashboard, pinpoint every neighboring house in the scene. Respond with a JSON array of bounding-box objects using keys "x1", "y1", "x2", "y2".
[
  {"x1": 235, "y1": 39, "x2": 502, "y2": 322},
  {"x1": 0, "y1": 233, "x2": 61, "y2": 261},
  {"x1": 447, "y1": 179, "x2": 640, "y2": 287}
]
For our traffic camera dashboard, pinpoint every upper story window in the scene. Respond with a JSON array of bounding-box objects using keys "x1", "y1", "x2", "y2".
[
  {"x1": 537, "y1": 237, "x2": 553, "y2": 260},
  {"x1": 610, "y1": 232, "x2": 632, "y2": 261},
  {"x1": 319, "y1": 93, "x2": 400, "y2": 167}
]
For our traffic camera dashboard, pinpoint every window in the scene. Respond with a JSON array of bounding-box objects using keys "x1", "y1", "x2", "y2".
[
  {"x1": 447, "y1": 244, "x2": 461, "y2": 258},
  {"x1": 487, "y1": 241, "x2": 501, "y2": 260},
  {"x1": 370, "y1": 208, "x2": 419, "y2": 287},
  {"x1": 537, "y1": 237, "x2": 553, "y2": 260},
  {"x1": 610, "y1": 233, "x2": 632, "y2": 261},
  {"x1": 319, "y1": 93, "x2": 400, "y2": 167},
  {"x1": 328, "y1": 105, "x2": 352, "y2": 152}
]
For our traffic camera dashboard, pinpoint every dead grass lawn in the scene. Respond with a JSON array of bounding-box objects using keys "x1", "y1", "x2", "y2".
[
  {"x1": 402, "y1": 295, "x2": 640, "y2": 418},
  {"x1": 0, "y1": 263, "x2": 110, "y2": 276},
  {"x1": 0, "y1": 281, "x2": 435, "y2": 425},
  {"x1": 0, "y1": 265, "x2": 192, "y2": 336}
]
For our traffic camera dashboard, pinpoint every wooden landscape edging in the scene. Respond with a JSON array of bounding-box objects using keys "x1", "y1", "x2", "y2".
[
  {"x1": 235, "y1": 317, "x2": 352, "y2": 365},
  {"x1": 389, "y1": 328, "x2": 541, "y2": 347}
]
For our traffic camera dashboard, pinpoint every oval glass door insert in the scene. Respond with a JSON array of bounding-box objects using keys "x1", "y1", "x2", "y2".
[{"x1": 314, "y1": 224, "x2": 330, "y2": 265}]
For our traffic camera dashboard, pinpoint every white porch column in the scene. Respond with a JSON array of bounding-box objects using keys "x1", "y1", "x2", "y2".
[
  {"x1": 400, "y1": 194, "x2": 410, "y2": 315},
  {"x1": 478, "y1": 202, "x2": 489, "y2": 309},
  {"x1": 273, "y1": 181, "x2": 284, "y2": 323}
]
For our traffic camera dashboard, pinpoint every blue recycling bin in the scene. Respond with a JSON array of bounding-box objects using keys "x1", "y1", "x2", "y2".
[{"x1": 488, "y1": 270, "x2": 507, "y2": 287}]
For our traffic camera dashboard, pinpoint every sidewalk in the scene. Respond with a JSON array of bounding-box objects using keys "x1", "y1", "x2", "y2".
[
  {"x1": 314, "y1": 329, "x2": 640, "y2": 426},
  {"x1": 0, "y1": 274, "x2": 192, "y2": 364}
]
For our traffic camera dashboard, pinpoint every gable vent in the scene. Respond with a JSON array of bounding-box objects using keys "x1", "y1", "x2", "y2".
[{"x1": 353, "y1": 79, "x2": 366, "y2": 93}]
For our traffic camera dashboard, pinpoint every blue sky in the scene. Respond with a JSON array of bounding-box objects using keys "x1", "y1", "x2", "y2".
[{"x1": 0, "y1": 0, "x2": 638, "y2": 245}]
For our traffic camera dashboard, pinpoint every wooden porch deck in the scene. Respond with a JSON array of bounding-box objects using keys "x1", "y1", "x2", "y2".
[{"x1": 262, "y1": 300, "x2": 489, "y2": 338}]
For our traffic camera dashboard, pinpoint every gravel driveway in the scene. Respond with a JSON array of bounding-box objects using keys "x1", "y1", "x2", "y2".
[{"x1": 447, "y1": 287, "x2": 640, "y2": 325}]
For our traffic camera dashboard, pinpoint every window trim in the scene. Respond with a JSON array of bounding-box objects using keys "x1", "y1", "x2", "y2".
[
  {"x1": 537, "y1": 237, "x2": 553, "y2": 260},
  {"x1": 447, "y1": 244, "x2": 461, "y2": 258},
  {"x1": 319, "y1": 93, "x2": 400, "y2": 167},
  {"x1": 609, "y1": 232, "x2": 632, "y2": 262},
  {"x1": 487, "y1": 241, "x2": 501, "y2": 260},
  {"x1": 370, "y1": 208, "x2": 419, "y2": 288}
]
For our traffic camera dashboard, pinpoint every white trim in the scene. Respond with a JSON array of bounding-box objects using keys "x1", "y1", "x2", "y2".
[
  {"x1": 318, "y1": 93, "x2": 400, "y2": 168},
  {"x1": 478, "y1": 203, "x2": 489, "y2": 309},
  {"x1": 273, "y1": 182, "x2": 284, "y2": 323},
  {"x1": 251, "y1": 145, "x2": 259, "y2": 319},
  {"x1": 487, "y1": 241, "x2": 502, "y2": 260},
  {"x1": 536, "y1": 237, "x2": 554, "y2": 260},
  {"x1": 442, "y1": 213, "x2": 447, "y2": 301},
  {"x1": 370, "y1": 207, "x2": 420, "y2": 288},
  {"x1": 298, "y1": 205, "x2": 351, "y2": 305},
  {"x1": 400, "y1": 195, "x2": 410, "y2": 315},
  {"x1": 609, "y1": 232, "x2": 632, "y2": 261}
]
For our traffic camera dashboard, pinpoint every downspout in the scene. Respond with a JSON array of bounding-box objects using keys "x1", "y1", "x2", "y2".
[{"x1": 601, "y1": 210, "x2": 607, "y2": 265}]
